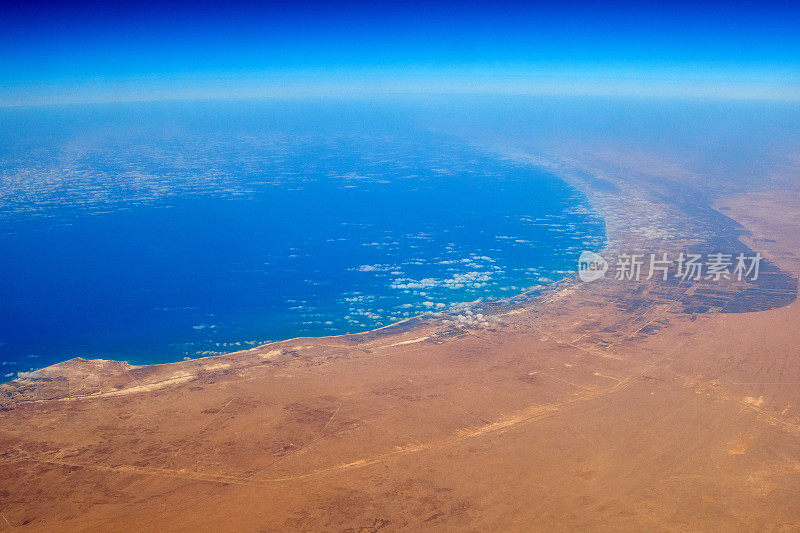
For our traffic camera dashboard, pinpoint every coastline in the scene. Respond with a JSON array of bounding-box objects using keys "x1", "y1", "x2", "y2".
[
  {"x1": 0, "y1": 157, "x2": 609, "y2": 385},
  {"x1": 6, "y1": 144, "x2": 792, "y2": 399},
  {"x1": 2, "y1": 148, "x2": 800, "y2": 530}
]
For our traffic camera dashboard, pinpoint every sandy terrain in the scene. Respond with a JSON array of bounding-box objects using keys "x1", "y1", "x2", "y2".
[{"x1": 1, "y1": 153, "x2": 799, "y2": 531}]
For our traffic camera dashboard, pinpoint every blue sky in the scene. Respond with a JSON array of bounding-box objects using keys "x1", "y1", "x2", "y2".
[{"x1": 2, "y1": 0, "x2": 800, "y2": 105}]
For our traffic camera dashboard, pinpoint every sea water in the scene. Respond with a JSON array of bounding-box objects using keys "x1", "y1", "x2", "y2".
[{"x1": 0, "y1": 100, "x2": 605, "y2": 376}]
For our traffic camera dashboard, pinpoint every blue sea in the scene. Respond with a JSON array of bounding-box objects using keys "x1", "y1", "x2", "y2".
[{"x1": 0, "y1": 100, "x2": 604, "y2": 377}]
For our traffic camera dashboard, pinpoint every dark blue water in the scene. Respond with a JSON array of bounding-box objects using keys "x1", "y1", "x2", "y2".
[{"x1": 0, "y1": 101, "x2": 604, "y2": 377}]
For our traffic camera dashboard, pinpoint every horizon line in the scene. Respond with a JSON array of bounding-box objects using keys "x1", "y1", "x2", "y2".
[{"x1": 3, "y1": 68, "x2": 800, "y2": 108}]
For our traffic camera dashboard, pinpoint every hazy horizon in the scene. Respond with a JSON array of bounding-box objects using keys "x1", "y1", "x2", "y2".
[{"x1": 3, "y1": 0, "x2": 799, "y2": 106}]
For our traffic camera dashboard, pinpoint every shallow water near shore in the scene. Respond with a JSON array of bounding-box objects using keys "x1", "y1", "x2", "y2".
[{"x1": 0, "y1": 101, "x2": 605, "y2": 376}]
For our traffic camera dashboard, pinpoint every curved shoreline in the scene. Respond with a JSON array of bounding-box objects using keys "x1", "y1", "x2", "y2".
[
  {"x1": 5, "y1": 121, "x2": 800, "y2": 530},
  {"x1": 8, "y1": 145, "x2": 794, "y2": 399},
  {"x1": 1, "y1": 159, "x2": 609, "y2": 382}
]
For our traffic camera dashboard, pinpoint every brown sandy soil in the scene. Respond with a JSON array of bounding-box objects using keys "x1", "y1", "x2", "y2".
[{"x1": 1, "y1": 170, "x2": 799, "y2": 530}]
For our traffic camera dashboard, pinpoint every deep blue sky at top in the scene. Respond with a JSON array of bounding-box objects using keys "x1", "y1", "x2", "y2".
[{"x1": 2, "y1": 0, "x2": 800, "y2": 102}]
